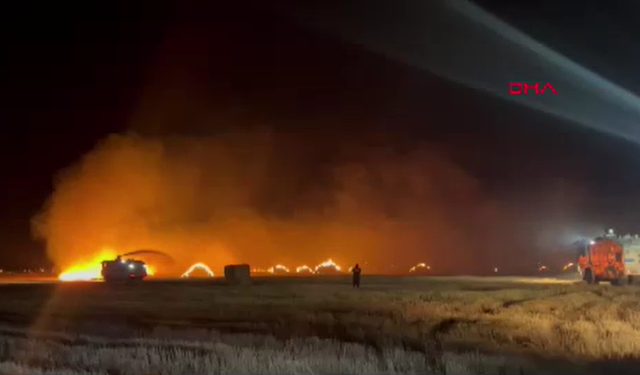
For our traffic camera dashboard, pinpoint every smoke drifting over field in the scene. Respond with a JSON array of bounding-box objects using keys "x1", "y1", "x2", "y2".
[
  {"x1": 28, "y1": 7, "x2": 606, "y2": 275},
  {"x1": 31, "y1": 131, "x2": 598, "y2": 275}
]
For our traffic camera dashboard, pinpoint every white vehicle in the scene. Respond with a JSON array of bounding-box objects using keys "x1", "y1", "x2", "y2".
[{"x1": 616, "y1": 234, "x2": 640, "y2": 283}]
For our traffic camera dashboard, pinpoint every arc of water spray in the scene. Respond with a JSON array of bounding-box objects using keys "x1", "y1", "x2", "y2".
[
  {"x1": 120, "y1": 249, "x2": 175, "y2": 262},
  {"x1": 284, "y1": 0, "x2": 640, "y2": 144}
]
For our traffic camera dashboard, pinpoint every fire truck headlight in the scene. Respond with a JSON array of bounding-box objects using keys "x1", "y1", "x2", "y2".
[
  {"x1": 590, "y1": 240, "x2": 595, "y2": 245},
  {"x1": 128, "y1": 264, "x2": 134, "y2": 269}
]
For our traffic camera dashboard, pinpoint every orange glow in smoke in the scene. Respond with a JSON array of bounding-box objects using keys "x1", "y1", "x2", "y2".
[{"x1": 181, "y1": 262, "x2": 215, "y2": 277}]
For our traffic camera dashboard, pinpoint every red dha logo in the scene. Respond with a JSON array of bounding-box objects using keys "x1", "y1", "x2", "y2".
[{"x1": 509, "y1": 82, "x2": 558, "y2": 95}]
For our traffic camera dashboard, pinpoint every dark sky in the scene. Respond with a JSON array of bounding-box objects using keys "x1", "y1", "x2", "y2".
[{"x1": 2, "y1": 0, "x2": 640, "y2": 269}]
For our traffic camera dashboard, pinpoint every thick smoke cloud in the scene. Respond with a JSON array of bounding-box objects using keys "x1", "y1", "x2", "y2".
[
  {"x1": 31, "y1": 131, "x2": 597, "y2": 276},
  {"x1": 24, "y1": 3, "x2": 615, "y2": 276}
]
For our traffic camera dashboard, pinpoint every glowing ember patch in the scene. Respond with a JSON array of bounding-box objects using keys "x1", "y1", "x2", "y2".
[
  {"x1": 181, "y1": 263, "x2": 214, "y2": 277},
  {"x1": 267, "y1": 265, "x2": 290, "y2": 273},
  {"x1": 314, "y1": 259, "x2": 341, "y2": 272},
  {"x1": 409, "y1": 262, "x2": 430, "y2": 272},
  {"x1": 59, "y1": 266, "x2": 103, "y2": 281},
  {"x1": 562, "y1": 262, "x2": 575, "y2": 271}
]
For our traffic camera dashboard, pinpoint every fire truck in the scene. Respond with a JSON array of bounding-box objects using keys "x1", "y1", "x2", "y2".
[
  {"x1": 101, "y1": 255, "x2": 148, "y2": 282},
  {"x1": 576, "y1": 230, "x2": 640, "y2": 285}
]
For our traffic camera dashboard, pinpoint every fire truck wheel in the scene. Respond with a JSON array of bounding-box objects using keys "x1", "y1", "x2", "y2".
[
  {"x1": 583, "y1": 269, "x2": 595, "y2": 284},
  {"x1": 629, "y1": 275, "x2": 635, "y2": 285}
]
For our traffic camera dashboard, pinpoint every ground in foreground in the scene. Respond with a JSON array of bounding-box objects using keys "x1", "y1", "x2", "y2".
[{"x1": 0, "y1": 275, "x2": 640, "y2": 374}]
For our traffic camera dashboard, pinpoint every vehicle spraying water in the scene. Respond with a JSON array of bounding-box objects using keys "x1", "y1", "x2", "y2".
[
  {"x1": 58, "y1": 248, "x2": 175, "y2": 282},
  {"x1": 119, "y1": 249, "x2": 175, "y2": 261},
  {"x1": 100, "y1": 249, "x2": 177, "y2": 282}
]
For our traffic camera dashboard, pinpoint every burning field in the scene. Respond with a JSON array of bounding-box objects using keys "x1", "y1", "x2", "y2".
[
  {"x1": 55, "y1": 252, "x2": 575, "y2": 283},
  {"x1": 19, "y1": 125, "x2": 604, "y2": 374},
  {"x1": 55, "y1": 250, "x2": 350, "y2": 282},
  {"x1": 30, "y1": 132, "x2": 592, "y2": 283}
]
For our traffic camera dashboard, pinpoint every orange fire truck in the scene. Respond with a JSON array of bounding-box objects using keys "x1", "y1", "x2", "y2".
[{"x1": 576, "y1": 231, "x2": 640, "y2": 285}]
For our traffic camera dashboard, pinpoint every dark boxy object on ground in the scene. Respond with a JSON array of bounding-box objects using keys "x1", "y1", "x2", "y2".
[
  {"x1": 224, "y1": 264, "x2": 251, "y2": 284},
  {"x1": 102, "y1": 255, "x2": 148, "y2": 282}
]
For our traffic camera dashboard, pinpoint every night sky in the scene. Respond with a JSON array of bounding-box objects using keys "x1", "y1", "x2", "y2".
[{"x1": 3, "y1": 0, "x2": 640, "y2": 271}]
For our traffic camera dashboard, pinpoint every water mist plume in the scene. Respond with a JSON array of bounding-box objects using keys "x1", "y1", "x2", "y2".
[{"x1": 282, "y1": 0, "x2": 640, "y2": 144}]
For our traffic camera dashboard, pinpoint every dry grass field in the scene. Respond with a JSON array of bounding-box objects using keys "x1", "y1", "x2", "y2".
[{"x1": 0, "y1": 275, "x2": 639, "y2": 374}]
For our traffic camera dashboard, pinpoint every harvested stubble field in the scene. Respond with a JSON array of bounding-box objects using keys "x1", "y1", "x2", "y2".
[{"x1": 0, "y1": 275, "x2": 640, "y2": 374}]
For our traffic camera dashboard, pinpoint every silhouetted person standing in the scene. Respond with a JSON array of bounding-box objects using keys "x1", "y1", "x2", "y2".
[{"x1": 352, "y1": 264, "x2": 361, "y2": 288}]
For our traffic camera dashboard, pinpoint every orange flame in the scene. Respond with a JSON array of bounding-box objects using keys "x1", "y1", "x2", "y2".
[
  {"x1": 563, "y1": 262, "x2": 575, "y2": 271},
  {"x1": 409, "y1": 262, "x2": 430, "y2": 272},
  {"x1": 58, "y1": 247, "x2": 117, "y2": 281},
  {"x1": 58, "y1": 248, "x2": 156, "y2": 281},
  {"x1": 314, "y1": 258, "x2": 341, "y2": 272},
  {"x1": 296, "y1": 265, "x2": 315, "y2": 274},
  {"x1": 267, "y1": 265, "x2": 290, "y2": 273},
  {"x1": 181, "y1": 262, "x2": 214, "y2": 277}
]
